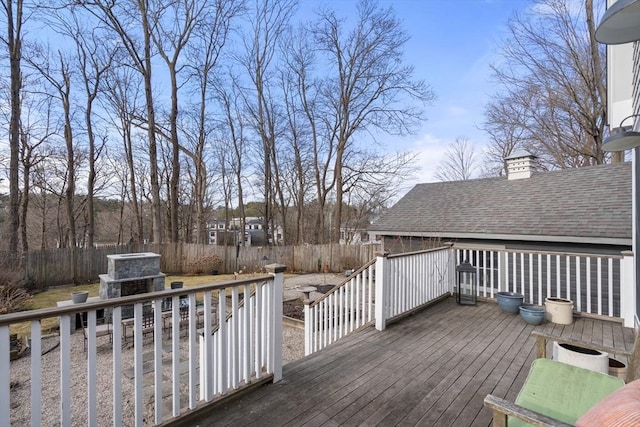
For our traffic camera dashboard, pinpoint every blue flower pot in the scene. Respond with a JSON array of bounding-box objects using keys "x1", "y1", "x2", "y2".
[
  {"x1": 496, "y1": 291, "x2": 524, "y2": 314},
  {"x1": 519, "y1": 305, "x2": 545, "y2": 325}
]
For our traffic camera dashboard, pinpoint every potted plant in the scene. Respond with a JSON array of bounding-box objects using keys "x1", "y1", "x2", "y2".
[{"x1": 71, "y1": 290, "x2": 89, "y2": 303}]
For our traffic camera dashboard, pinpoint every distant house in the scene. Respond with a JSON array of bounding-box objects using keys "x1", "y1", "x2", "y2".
[
  {"x1": 207, "y1": 219, "x2": 228, "y2": 245},
  {"x1": 369, "y1": 152, "x2": 632, "y2": 256},
  {"x1": 339, "y1": 220, "x2": 372, "y2": 245},
  {"x1": 207, "y1": 217, "x2": 284, "y2": 247}
]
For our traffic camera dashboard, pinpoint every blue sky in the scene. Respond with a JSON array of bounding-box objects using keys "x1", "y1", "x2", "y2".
[{"x1": 297, "y1": 0, "x2": 532, "y2": 189}]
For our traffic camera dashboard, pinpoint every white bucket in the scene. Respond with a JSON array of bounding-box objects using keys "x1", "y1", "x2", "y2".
[
  {"x1": 553, "y1": 342, "x2": 609, "y2": 374},
  {"x1": 545, "y1": 297, "x2": 573, "y2": 325}
]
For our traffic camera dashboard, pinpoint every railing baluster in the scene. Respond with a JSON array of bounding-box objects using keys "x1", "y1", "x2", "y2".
[
  {"x1": 188, "y1": 293, "x2": 198, "y2": 409},
  {"x1": 597, "y1": 258, "x2": 603, "y2": 315},
  {"x1": 576, "y1": 256, "x2": 581, "y2": 312},
  {"x1": 255, "y1": 284, "x2": 262, "y2": 379},
  {"x1": 243, "y1": 284, "x2": 251, "y2": 384},
  {"x1": 153, "y1": 299, "x2": 163, "y2": 424},
  {"x1": 547, "y1": 254, "x2": 551, "y2": 299},
  {"x1": 520, "y1": 252, "x2": 525, "y2": 297},
  {"x1": 537, "y1": 254, "x2": 542, "y2": 305},
  {"x1": 60, "y1": 315, "x2": 71, "y2": 426},
  {"x1": 368, "y1": 265, "x2": 374, "y2": 322},
  {"x1": 218, "y1": 288, "x2": 228, "y2": 395},
  {"x1": 608, "y1": 258, "x2": 614, "y2": 316},
  {"x1": 490, "y1": 251, "x2": 495, "y2": 297},
  {"x1": 528, "y1": 253, "x2": 533, "y2": 304},
  {"x1": 231, "y1": 287, "x2": 239, "y2": 389},
  {"x1": 112, "y1": 306, "x2": 123, "y2": 425},
  {"x1": 587, "y1": 257, "x2": 592, "y2": 313},
  {"x1": 565, "y1": 255, "x2": 571, "y2": 302},
  {"x1": 86, "y1": 310, "x2": 98, "y2": 426},
  {"x1": 556, "y1": 255, "x2": 561, "y2": 297},
  {"x1": 133, "y1": 303, "x2": 144, "y2": 427},
  {"x1": 30, "y1": 320, "x2": 42, "y2": 427},
  {"x1": 482, "y1": 251, "x2": 487, "y2": 297},
  {"x1": 355, "y1": 275, "x2": 361, "y2": 328},
  {"x1": 171, "y1": 296, "x2": 180, "y2": 417}
]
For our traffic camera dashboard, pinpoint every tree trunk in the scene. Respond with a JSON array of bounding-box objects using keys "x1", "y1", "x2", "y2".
[
  {"x1": 7, "y1": 0, "x2": 23, "y2": 255},
  {"x1": 139, "y1": 0, "x2": 163, "y2": 244}
]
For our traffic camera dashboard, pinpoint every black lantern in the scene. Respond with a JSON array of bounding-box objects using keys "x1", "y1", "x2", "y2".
[{"x1": 456, "y1": 260, "x2": 477, "y2": 305}]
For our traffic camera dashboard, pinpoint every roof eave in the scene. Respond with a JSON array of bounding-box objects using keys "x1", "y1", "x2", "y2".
[{"x1": 369, "y1": 230, "x2": 631, "y2": 247}]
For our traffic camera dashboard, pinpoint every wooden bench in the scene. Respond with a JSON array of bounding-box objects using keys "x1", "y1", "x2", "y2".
[{"x1": 484, "y1": 330, "x2": 640, "y2": 426}]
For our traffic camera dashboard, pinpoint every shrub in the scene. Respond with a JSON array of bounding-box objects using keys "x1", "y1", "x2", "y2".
[
  {"x1": 0, "y1": 254, "x2": 32, "y2": 313},
  {"x1": 0, "y1": 283, "x2": 31, "y2": 314},
  {"x1": 186, "y1": 253, "x2": 223, "y2": 275}
]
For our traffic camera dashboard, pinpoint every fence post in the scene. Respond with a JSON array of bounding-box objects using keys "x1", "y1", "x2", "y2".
[
  {"x1": 375, "y1": 251, "x2": 389, "y2": 331},
  {"x1": 620, "y1": 251, "x2": 635, "y2": 328},
  {"x1": 266, "y1": 263, "x2": 286, "y2": 382}
]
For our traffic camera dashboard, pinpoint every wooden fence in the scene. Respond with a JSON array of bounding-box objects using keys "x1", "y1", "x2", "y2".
[{"x1": 17, "y1": 243, "x2": 381, "y2": 287}]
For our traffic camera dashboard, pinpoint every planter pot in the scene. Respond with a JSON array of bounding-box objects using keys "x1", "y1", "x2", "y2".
[
  {"x1": 553, "y1": 342, "x2": 609, "y2": 374},
  {"x1": 545, "y1": 297, "x2": 573, "y2": 325},
  {"x1": 496, "y1": 292, "x2": 524, "y2": 314},
  {"x1": 519, "y1": 305, "x2": 545, "y2": 325},
  {"x1": 71, "y1": 291, "x2": 89, "y2": 304},
  {"x1": 609, "y1": 358, "x2": 627, "y2": 380}
]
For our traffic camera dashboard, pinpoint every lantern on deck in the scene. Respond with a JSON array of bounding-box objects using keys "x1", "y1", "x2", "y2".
[{"x1": 456, "y1": 260, "x2": 477, "y2": 305}]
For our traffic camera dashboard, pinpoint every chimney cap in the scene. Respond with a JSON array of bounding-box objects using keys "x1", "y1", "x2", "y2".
[{"x1": 505, "y1": 149, "x2": 536, "y2": 160}]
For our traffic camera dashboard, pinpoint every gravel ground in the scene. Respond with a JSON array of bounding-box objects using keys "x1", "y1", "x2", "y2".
[{"x1": 8, "y1": 273, "x2": 345, "y2": 426}]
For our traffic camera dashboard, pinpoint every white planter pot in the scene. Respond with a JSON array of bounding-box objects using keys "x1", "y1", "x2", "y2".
[
  {"x1": 553, "y1": 342, "x2": 609, "y2": 374},
  {"x1": 544, "y1": 297, "x2": 573, "y2": 325}
]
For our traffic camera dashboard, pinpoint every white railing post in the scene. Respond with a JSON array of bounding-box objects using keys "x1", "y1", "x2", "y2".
[
  {"x1": 449, "y1": 245, "x2": 457, "y2": 295},
  {"x1": 621, "y1": 251, "x2": 636, "y2": 328},
  {"x1": 266, "y1": 263, "x2": 286, "y2": 382},
  {"x1": 375, "y1": 251, "x2": 389, "y2": 331},
  {"x1": 304, "y1": 300, "x2": 312, "y2": 356}
]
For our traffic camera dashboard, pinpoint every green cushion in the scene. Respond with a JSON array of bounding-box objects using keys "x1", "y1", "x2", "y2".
[{"x1": 509, "y1": 358, "x2": 624, "y2": 427}]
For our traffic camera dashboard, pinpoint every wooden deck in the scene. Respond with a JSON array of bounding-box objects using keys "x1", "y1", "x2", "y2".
[{"x1": 188, "y1": 297, "x2": 635, "y2": 426}]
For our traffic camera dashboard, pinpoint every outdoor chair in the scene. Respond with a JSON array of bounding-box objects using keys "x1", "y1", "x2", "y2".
[{"x1": 484, "y1": 330, "x2": 640, "y2": 426}]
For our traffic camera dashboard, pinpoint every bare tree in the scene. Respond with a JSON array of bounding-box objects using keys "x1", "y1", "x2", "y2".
[
  {"x1": 1, "y1": 0, "x2": 24, "y2": 254},
  {"x1": 83, "y1": 0, "x2": 163, "y2": 244},
  {"x1": 435, "y1": 137, "x2": 479, "y2": 182},
  {"x1": 52, "y1": 8, "x2": 116, "y2": 248},
  {"x1": 313, "y1": 0, "x2": 434, "y2": 242},
  {"x1": 238, "y1": 0, "x2": 297, "y2": 246},
  {"x1": 182, "y1": 0, "x2": 241, "y2": 244},
  {"x1": 484, "y1": 0, "x2": 607, "y2": 171},
  {"x1": 213, "y1": 75, "x2": 248, "y2": 244},
  {"x1": 103, "y1": 65, "x2": 146, "y2": 242},
  {"x1": 18, "y1": 94, "x2": 56, "y2": 252}
]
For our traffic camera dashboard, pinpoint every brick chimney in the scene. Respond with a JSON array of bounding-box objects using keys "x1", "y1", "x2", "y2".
[{"x1": 506, "y1": 149, "x2": 537, "y2": 180}]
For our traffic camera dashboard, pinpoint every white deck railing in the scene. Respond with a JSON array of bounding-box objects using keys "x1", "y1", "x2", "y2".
[
  {"x1": 375, "y1": 247, "x2": 454, "y2": 330},
  {"x1": 304, "y1": 247, "x2": 455, "y2": 354},
  {"x1": 304, "y1": 259, "x2": 376, "y2": 355},
  {"x1": 0, "y1": 264, "x2": 285, "y2": 427},
  {"x1": 455, "y1": 247, "x2": 635, "y2": 326},
  {"x1": 305, "y1": 245, "x2": 636, "y2": 354}
]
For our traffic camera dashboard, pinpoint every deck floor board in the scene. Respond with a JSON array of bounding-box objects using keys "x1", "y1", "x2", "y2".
[{"x1": 191, "y1": 298, "x2": 634, "y2": 427}]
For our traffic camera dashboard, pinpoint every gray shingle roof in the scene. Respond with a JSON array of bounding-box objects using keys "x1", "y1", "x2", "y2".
[{"x1": 370, "y1": 162, "x2": 632, "y2": 245}]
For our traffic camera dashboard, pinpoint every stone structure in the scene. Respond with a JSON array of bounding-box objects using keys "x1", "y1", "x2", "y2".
[{"x1": 99, "y1": 252, "x2": 166, "y2": 318}]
